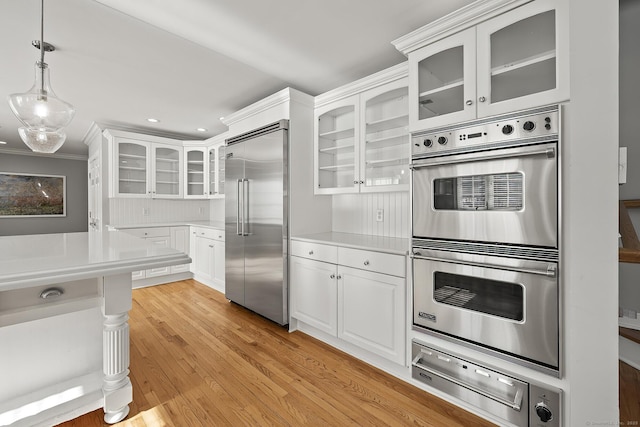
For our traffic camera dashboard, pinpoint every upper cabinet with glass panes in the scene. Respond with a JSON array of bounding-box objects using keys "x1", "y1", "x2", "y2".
[
  {"x1": 396, "y1": 0, "x2": 568, "y2": 132},
  {"x1": 314, "y1": 64, "x2": 409, "y2": 195}
]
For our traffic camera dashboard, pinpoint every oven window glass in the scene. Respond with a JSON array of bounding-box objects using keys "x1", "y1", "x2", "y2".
[
  {"x1": 433, "y1": 271, "x2": 523, "y2": 321},
  {"x1": 433, "y1": 172, "x2": 523, "y2": 211}
]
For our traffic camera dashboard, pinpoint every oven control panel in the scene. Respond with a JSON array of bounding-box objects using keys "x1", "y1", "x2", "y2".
[{"x1": 412, "y1": 107, "x2": 559, "y2": 158}]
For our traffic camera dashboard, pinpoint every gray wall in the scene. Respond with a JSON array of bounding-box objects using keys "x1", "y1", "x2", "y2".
[
  {"x1": 619, "y1": 0, "x2": 640, "y2": 315},
  {"x1": 0, "y1": 153, "x2": 88, "y2": 236}
]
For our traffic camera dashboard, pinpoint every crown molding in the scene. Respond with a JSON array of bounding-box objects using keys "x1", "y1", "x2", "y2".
[
  {"x1": 314, "y1": 62, "x2": 408, "y2": 108},
  {"x1": 392, "y1": 0, "x2": 531, "y2": 55},
  {"x1": 221, "y1": 87, "x2": 314, "y2": 127},
  {"x1": 0, "y1": 147, "x2": 88, "y2": 161}
]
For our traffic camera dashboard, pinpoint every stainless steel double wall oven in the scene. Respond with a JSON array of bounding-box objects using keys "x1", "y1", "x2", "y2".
[{"x1": 411, "y1": 105, "x2": 561, "y2": 376}]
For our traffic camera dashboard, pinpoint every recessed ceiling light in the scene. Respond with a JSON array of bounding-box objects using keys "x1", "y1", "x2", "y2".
[
  {"x1": 0, "y1": 141, "x2": 7, "y2": 145},
  {"x1": 196, "y1": 128, "x2": 207, "y2": 132},
  {"x1": 146, "y1": 118, "x2": 159, "y2": 123}
]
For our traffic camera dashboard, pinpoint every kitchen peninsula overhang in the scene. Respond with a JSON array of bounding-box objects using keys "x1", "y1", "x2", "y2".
[{"x1": 0, "y1": 230, "x2": 190, "y2": 426}]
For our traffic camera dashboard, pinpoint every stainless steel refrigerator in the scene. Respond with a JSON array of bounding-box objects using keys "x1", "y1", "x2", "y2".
[{"x1": 225, "y1": 120, "x2": 289, "y2": 325}]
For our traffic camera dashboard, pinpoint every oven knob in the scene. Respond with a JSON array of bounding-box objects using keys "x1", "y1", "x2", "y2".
[
  {"x1": 535, "y1": 402, "x2": 553, "y2": 423},
  {"x1": 523, "y1": 121, "x2": 536, "y2": 131},
  {"x1": 423, "y1": 138, "x2": 433, "y2": 147},
  {"x1": 502, "y1": 124, "x2": 514, "y2": 135},
  {"x1": 437, "y1": 136, "x2": 448, "y2": 145}
]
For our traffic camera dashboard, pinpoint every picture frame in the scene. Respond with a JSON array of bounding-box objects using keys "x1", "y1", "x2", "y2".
[{"x1": 0, "y1": 172, "x2": 66, "y2": 217}]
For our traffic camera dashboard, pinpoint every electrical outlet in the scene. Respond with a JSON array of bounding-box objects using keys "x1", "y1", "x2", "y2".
[
  {"x1": 376, "y1": 209, "x2": 384, "y2": 222},
  {"x1": 142, "y1": 208, "x2": 150, "y2": 216}
]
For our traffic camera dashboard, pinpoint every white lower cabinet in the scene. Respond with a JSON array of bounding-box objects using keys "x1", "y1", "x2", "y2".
[
  {"x1": 290, "y1": 256, "x2": 338, "y2": 335},
  {"x1": 290, "y1": 239, "x2": 406, "y2": 364},
  {"x1": 191, "y1": 226, "x2": 225, "y2": 291},
  {"x1": 120, "y1": 226, "x2": 191, "y2": 283},
  {"x1": 338, "y1": 265, "x2": 405, "y2": 364}
]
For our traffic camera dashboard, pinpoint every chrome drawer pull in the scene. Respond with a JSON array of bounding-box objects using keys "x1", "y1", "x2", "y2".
[
  {"x1": 40, "y1": 288, "x2": 64, "y2": 299},
  {"x1": 309, "y1": 250, "x2": 314, "y2": 255},
  {"x1": 363, "y1": 260, "x2": 370, "y2": 266}
]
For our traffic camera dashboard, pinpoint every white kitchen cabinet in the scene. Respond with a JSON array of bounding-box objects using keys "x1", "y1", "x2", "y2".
[
  {"x1": 184, "y1": 147, "x2": 208, "y2": 198},
  {"x1": 314, "y1": 66, "x2": 409, "y2": 195},
  {"x1": 338, "y1": 265, "x2": 405, "y2": 364},
  {"x1": 290, "y1": 252, "x2": 338, "y2": 336},
  {"x1": 191, "y1": 226, "x2": 225, "y2": 291},
  {"x1": 170, "y1": 226, "x2": 190, "y2": 274},
  {"x1": 209, "y1": 142, "x2": 226, "y2": 198},
  {"x1": 290, "y1": 239, "x2": 406, "y2": 364},
  {"x1": 407, "y1": 0, "x2": 568, "y2": 132},
  {"x1": 108, "y1": 131, "x2": 183, "y2": 198},
  {"x1": 120, "y1": 226, "x2": 190, "y2": 283},
  {"x1": 184, "y1": 139, "x2": 226, "y2": 199}
]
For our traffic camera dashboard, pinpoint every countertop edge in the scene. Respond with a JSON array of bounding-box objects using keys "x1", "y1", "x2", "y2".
[{"x1": 291, "y1": 232, "x2": 410, "y2": 256}]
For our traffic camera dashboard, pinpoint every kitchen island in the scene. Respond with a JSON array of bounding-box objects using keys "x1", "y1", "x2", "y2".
[{"x1": 0, "y1": 231, "x2": 190, "y2": 426}]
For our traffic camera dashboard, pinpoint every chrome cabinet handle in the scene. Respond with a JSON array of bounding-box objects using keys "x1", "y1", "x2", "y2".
[
  {"x1": 363, "y1": 260, "x2": 370, "y2": 266},
  {"x1": 478, "y1": 96, "x2": 486, "y2": 102},
  {"x1": 309, "y1": 250, "x2": 314, "y2": 255},
  {"x1": 465, "y1": 99, "x2": 473, "y2": 106},
  {"x1": 336, "y1": 275, "x2": 342, "y2": 280},
  {"x1": 40, "y1": 288, "x2": 63, "y2": 299},
  {"x1": 330, "y1": 274, "x2": 335, "y2": 279}
]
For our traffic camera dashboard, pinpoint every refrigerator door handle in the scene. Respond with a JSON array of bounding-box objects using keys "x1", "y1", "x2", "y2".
[
  {"x1": 243, "y1": 178, "x2": 250, "y2": 236},
  {"x1": 236, "y1": 179, "x2": 242, "y2": 236}
]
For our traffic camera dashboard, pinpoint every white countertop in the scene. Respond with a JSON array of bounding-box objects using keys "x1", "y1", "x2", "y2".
[
  {"x1": 108, "y1": 220, "x2": 225, "y2": 230},
  {"x1": 0, "y1": 231, "x2": 191, "y2": 291},
  {"x1": 292, "y1": 232, "x2": 410, "y2": 256}
]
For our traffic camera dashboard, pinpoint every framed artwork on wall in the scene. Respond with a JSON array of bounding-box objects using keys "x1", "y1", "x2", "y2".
[{"x1": 0, "y1": 172, "x2": 66, "y2": 217}]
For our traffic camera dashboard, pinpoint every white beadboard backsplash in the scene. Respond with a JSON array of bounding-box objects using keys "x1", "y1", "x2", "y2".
[
  {"x1": 109, "y1": 198, "x2": 211, "y2": 225},
  {"x1": 332, "y1": 192, "x2": 410, "y2": 238}
]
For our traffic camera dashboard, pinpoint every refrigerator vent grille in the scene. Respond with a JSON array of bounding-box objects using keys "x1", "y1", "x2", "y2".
[{"x1": 226, "y1": 120, "x2": 289, "y2": 145}]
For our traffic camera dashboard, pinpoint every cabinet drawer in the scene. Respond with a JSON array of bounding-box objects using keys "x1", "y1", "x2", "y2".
[
  {"x1": 291, "y1": 240, "x2": 337, "y2": 264},
  {"x1": 193, "y1": 227, "x2": 225, "y2": 241},
  {"x1": 338, "y1": 247, "x2": 405, "y2": 277},
  {"x1": 122, "y1": 227, "x2": 170, "y2": 238}
]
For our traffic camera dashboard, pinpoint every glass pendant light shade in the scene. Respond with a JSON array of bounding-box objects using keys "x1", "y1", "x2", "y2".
[
  {"x1": 8, "y1": 61, "x2": 75, "y2": 133},
  {"x1": 18, "y1": 127, "x2": 66, "y2": 153}
]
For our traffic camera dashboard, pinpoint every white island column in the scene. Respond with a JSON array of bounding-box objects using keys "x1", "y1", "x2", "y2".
[{"x1": 101, "y1": 272, "x2": 133, "y2": 424}]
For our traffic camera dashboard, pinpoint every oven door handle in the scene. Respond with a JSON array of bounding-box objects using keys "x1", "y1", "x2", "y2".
[
  {"x1": 411, "y1": 252, "x2": 557, "y2": 278},
  {"x1": 410, "y1": 145, "x2": 555, "y2": 169},
  {"x1": 412, "y1": 361, "x2": 525, "y2": 412}
]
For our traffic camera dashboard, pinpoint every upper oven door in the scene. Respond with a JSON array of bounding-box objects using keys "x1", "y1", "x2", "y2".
[{"x1": 412, "y1": 142, "x2": 557, "y2": 247}]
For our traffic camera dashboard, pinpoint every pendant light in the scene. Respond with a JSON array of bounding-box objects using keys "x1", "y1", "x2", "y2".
[{"x1": 7, "y1": 0, "x2": 75, "y2": 153}]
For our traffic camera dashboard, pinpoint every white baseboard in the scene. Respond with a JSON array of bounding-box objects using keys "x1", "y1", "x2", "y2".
[
  {"x1": 620, "y1": 336, "x2": 640, "y2": 371},
  {"x1": 619, "y1": 316, "x2": 640, "y2": 330}
]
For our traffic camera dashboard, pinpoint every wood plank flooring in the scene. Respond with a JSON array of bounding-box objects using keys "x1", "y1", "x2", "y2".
[
  {"x1": 58, "y1": 279, "x2": 495, "y2": 427},
  {"x1": 57, "y1": 279, "x2": 640, "y2": 426}
]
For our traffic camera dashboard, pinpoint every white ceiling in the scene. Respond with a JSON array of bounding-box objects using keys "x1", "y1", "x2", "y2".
[{"x1": 0, "y1": 0, "x2": 474, "y2": 157}]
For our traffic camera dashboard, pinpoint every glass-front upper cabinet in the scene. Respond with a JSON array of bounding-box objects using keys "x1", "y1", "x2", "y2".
[
  {"x1": 360, "y1": 77, "x2": 409, "y2": 192},
  {"x1": 185, "y1": 148, "x2": 207, "y2": 198},
  {"x1": 408, "y1": 0, "x2": 567, "y2": 132},
  {"x1": 476, "y1": 0, "x2": 568, "y2": 118},
  {"x1": 409, "y1": 28, "x2": 476, "y2": 131},
  {"x1": 152, "y1": 143, "x2": 183, "y2": 198},
  {"x1": 115, "y1": 139, "x2": 149, "y2": 196},
  {"x1": 314, "y1": 95, "x2": 360, "y2": 195},
  {"x1": 217, "y1": 145, "x2": 225, "y2": 196}
]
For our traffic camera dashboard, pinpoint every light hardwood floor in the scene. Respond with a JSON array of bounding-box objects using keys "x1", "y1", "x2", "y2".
[
  {"x1": 58, "y1": 279, "x2": 496, "y2": 427},
  {"x1": 58, "y1": 279, "x2": 639, "y2": 426}
]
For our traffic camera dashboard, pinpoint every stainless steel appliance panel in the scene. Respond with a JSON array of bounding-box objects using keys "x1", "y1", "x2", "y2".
[
  {"x1": 225, "y1": 120, "x2": 289, "y2": 325},
  {"x1": 412, "y1": 141, "x2": 557, "y2": 247},
  {"x1": 412, "y1": 248, "x2": 559, "y2": 370},
  {"x1": 225, "y1": 142, "x2": 246, "y2": 306},
  {"x1": 242, "y1": 130, "x2": 288, "y2": 324},
  {"x1": 411, "y1": 340, "x2": 562, "y2": 427}
]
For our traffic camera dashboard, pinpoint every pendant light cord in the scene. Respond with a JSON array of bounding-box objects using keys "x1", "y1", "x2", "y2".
[{"x1": 39, "y1": 0, "x2": 46, "y2": 95}]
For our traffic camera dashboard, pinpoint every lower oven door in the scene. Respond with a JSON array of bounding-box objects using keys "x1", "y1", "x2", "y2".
[
  {"x1": 412, "y1": 249, "x2": 559, "y2": 371},
  {"x1": 412, "y1": 141, "x2": 558, "y2": 247}
]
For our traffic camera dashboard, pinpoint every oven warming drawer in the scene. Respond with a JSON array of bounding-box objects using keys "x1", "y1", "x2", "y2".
[{"x1": 412, "y1": 340, "x2": 561, "y2": 427}]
